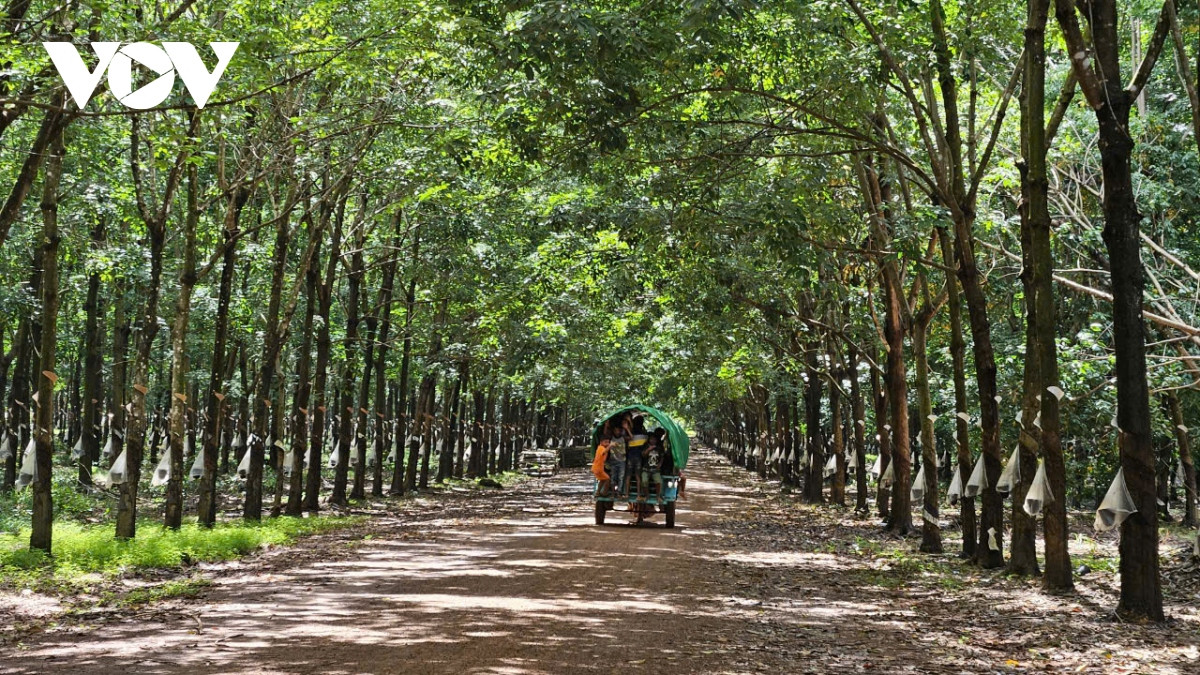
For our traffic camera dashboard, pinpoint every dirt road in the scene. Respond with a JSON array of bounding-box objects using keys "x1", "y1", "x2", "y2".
[{"x1": 3, "y1": 449, "x2": 1197, "y2": 674}]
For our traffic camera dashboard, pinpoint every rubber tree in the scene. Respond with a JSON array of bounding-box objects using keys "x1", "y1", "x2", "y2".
[
  {"x1": 78, "y1": 213, "x2": 105, "y2": 489},
  {"x1": 30, "y1": 130, "x2": 64, "y2": 553},
  {"x1": 1018, "y1": 0, "x2": 1073, "y2": 590},
  {"x1": 164, "y1": 138, "x2": 201, "y2": 530},
  {"x1": 116, "y1": 112, "x2": 197, "y2": 540},
  {"x1": 1053, "y1": 0, "x2": 1169, "y2": 621}
]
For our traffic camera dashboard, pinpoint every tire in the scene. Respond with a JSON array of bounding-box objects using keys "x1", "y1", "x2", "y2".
[
  {"x1": 595, "y1": 501, "x2": 606, "y2": 525},
  {"x1": 664, "y1": 501, "x2": 676, "y2": 528}
]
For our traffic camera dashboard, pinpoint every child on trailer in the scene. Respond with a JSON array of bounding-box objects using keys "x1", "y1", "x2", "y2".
[
  {"x1": 606, "y1": 433, "x2": 628, "y2": 497},
  {"x1": 626, "y1": 416, "x2": 649, "y2": 496},
  {"x1": 638, "y1": 432, "x2": 665, "y2": 500}
]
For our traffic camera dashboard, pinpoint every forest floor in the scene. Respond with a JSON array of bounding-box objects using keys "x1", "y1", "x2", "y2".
[{"x1": 1, "y1": 448, "x2": 1198, "y2": 674}]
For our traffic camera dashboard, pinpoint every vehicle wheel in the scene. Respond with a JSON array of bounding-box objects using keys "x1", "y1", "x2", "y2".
[
  {"x1": 595, "y1": 501, "x2": 606, "y2": 525},
  {"x1": 664, "y1": 501, "x2": 676, "y2": 528}
]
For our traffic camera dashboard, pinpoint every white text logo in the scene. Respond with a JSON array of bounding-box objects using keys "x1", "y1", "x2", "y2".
[{"x1": 42, "y1": 42, "x2": 239, "y2": 110}]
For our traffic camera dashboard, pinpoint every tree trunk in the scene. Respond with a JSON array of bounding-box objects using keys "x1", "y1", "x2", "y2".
[
  {"x1": 4, "y1": 318, "x2": 31, "y2": 492},
  {"x1": 849, "y1": 346, "x2": 869, "y2": 513},
  {"x1": 417, "y1": 377, "x2": 438, "y2": 490},
  {"x1": 286, "y1": 238, "x2": 317, "y2": 516},
  {"x1": 79, "y1": 214, "x2": 105, "y2": 489},
  {"x1": 388, "y1": 238, "x2": 418, "y2": 494},
  {"x1": 829, "y1": 343, "x2": 846, "y2": 506},
  {"x1": 937, "y1": 227, "x2": 976, "y2": 558},
  {"x1": 454, "y1": 362, "x2": 469, "y2": 479},
  {"x1": 304, "y1": 195, "x2": 345, "y2": 511},
  {"x1": 950, "y1": 212, "x2": 1004, "y2": 567},
  {"x1": 370, "y1": 218, "x2": 401, "y2": 496},
  {"x1": 0, "y1": 329, "x2": 13, "y2": 491},
  {"x1": 107, "y1": 281, "x2": 130, "y2": 477},
  {"x1": 198, "y1": 188, "x2": 245, "y2": 527},
  {"x1": 1102, "y1": 89, "x2": 1165, "y2": 623},
  {"x1": 332, "y1": 221, "x2": 363, "y2": 507},
  {"x1": 117, "y1": 113, "x2": 192, "y2": 539},
  {"x1": 470, "y1": 389, "x2": 486, "y2": 477},
  {"x1": 164, "y1": 157, "x2": 200, "y2": 530},
  {"x1": 914, "y1": 310, "x2": 941, "y2": 552},
  {"x1": 30, "y1": 131, "x2": 63, "y2": 552},
  {"x1": 1053, "y1": 0, "x2": 1164, "y2": 620},
  {"x1": 246, "y1": 205, "x2": 291, "y2": 519},
  {"x1": 803, "y1": 340, "x2": 824, "y2": 504},
  {"x1": 270, "y1": 364, "x2": 288, "y2": 517},
  {"x1": 1022, "y1": 0, "x2": 1072, "y2": 590},
  {"x1": 1010, "y1": 90, "x2": 1042, "y2": 576},
  {"x1": 351, "y1": 246, "x2": 374, "y2": 500},
  {"x1": 883, "y1": 262, "x2": 912, "y2": 533},
  {"x1": 115, "y1": 219, "x2": 165, "y2": 540},
  {"x1": 872, "y1": 353, "x2": 890, "y2": 519},
  {"x1": 1167, "y1": 392, "x2": 1197, "y2": 526},
  {"x1": 439, "y1": 375, "x2": 461, "y2": 482}
]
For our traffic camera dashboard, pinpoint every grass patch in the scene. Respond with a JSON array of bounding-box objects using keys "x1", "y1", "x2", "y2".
[
  {"x1": 0, "y1": 515, "x2": 362, "y2": 584},
  {"x1": 1074, "y1": 554, "x2": 1118, "y2": 575},
  {"x1": 0, "y1": 470, "x2": 111, "y2": 535},
  {"x1": 426, "y1": 470, "x2": 528, "y2": 491}
]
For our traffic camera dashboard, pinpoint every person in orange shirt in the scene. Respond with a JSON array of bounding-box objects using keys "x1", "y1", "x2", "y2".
[{"x1": 592, "y1": 420, "x2": 613, "y2": 495}]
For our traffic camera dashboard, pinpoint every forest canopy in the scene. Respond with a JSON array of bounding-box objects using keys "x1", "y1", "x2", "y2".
[{"x1": 1, "y1": 0, "x2": 1199, "y2": 625}]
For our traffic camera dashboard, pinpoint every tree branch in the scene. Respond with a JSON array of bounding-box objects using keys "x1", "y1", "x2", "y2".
[
  {"x1": 1052, "y1": 0, "x2": 1106, "y2": 109},
  {"x1": 1126, "y1": 0, "x2": 1173, "y2": 100}
]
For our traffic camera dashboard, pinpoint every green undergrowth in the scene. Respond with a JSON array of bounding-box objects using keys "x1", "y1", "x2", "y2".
[
  {"x1": 0, "y1": 470, "x2": 112, "y2": 535},
  {"x1": 0, "y1": 515, "x2": 363, "y2": 586}
]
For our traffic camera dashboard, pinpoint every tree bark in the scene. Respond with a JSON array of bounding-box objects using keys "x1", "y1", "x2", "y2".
[
  {"x1": 1167, "y1": 392, "x2": 1198, "y2": 526},
  {"x1": 30, "y1": 130, "x2": 63, "y2": 552},
  {"x1": 1023, "y1": 0, "x2": 1072, "y2": 590},
  {"x1": 849, "y1": 346, "x2": 869, "y2": 513},
  {"x1": 246, "y1": 200, "x2": 292, "y2": 519},
  {"x1": 332, "y1": 219, "x2": 363, "y2": 506},
  {"x1": 79, "y1": 214, "x2": 105, "y2": 489},
  {"x1": 937, "y1": 227, "x2": 976, "y2": 558},
  {"x1": 803, "y1": 338, "x2": 825, "y2": 504},
  {"x1": 882, "y1": 258, "x2": 912, "y2": 533},
  {"x1": 286, "y1": 233, "x2": 317, "y2": 516},
  {"x1": 198, "y1": 188, "x2": 246, "y2": 526},
  {"x1": 388, "y1": 236, "x2": 418, "y2": 494},
  {"x1": 454, "y1": 362, "x2": 469, "y2": 479},
  {"x1": 351, "y1": 244, "x2": 374, "y2": 500},
  {"x1": 914, "y1": 297, "x2": 941, "y2": 552},
  {"x1": 1053, "y1": 0, "x2": 1165, "y2": 621},
  {"x1": 164, "y1": 150, "x2": 200, "y2": 530},
  {"x1": 829, "y1": 342, "x2": 846, "y2": 506},
  {"x1": 872, "y1": 350, "x2": 890, "y2": 519},
  {"x1": 370, "y1": 217, "x2": 401, "y2": 495}
]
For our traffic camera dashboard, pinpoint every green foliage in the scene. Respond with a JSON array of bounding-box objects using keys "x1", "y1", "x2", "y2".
[
  {"x1": 3, "y1": 0, "x2": 1200, "y2": 569},
  {"x1": 0, "y1": 516, "x2": 361, "y2": 581},
  {"x1": 0, "y1": 468, "x2": 110, "y2": 535}
]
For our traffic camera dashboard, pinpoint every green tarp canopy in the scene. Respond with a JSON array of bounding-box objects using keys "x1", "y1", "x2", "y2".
[{"x1": 591, "y1": 404, "x2": 690, "y2": 472}]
